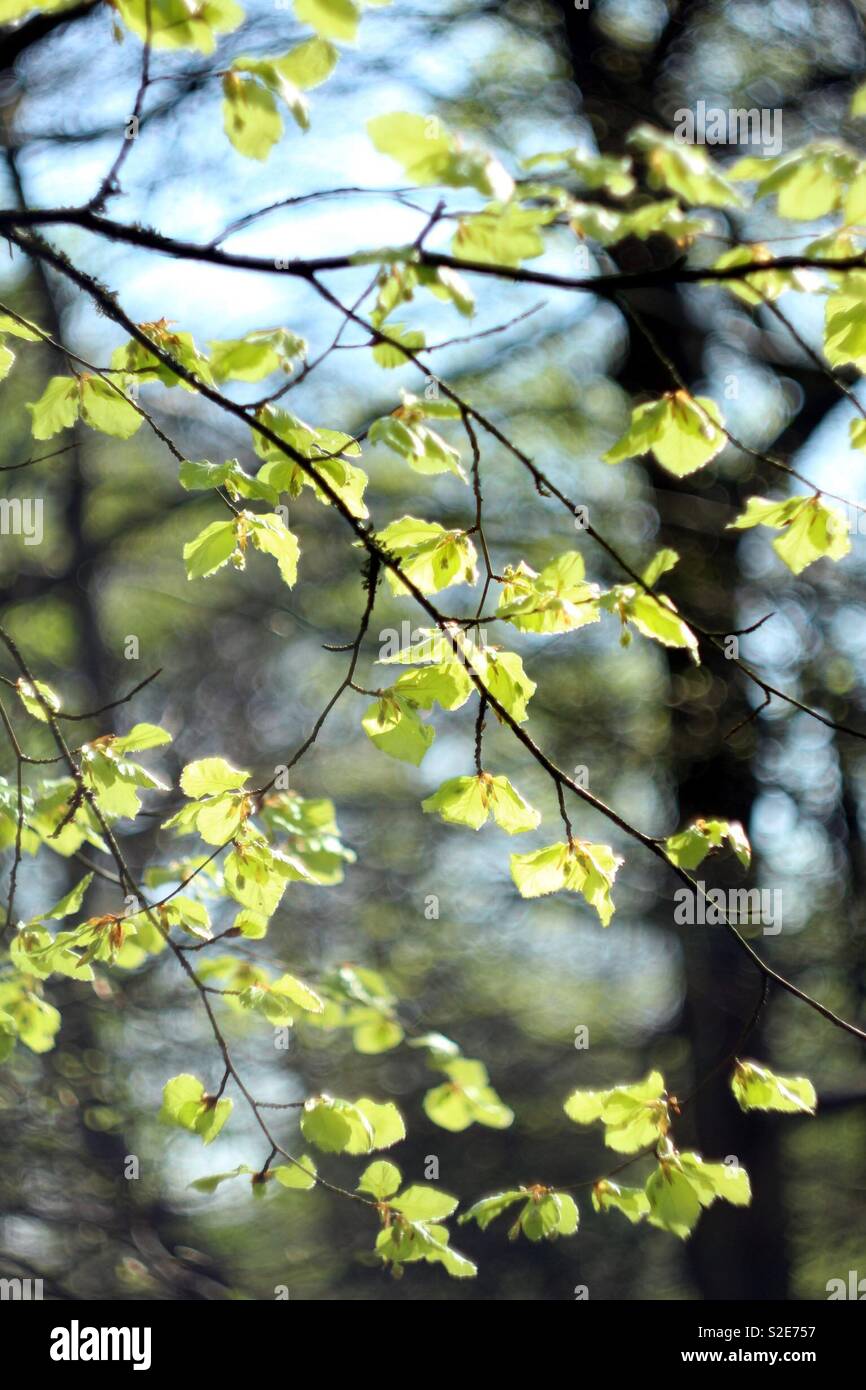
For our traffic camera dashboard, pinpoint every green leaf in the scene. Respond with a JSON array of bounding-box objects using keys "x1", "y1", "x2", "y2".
[
  {"x1": 390, "y1": 662, "x2": 472, "y2": 712},
  {"x1": 223, "y1": 73, "x2": 283, "y2": 161},
  {"x1": 475, "y1": 648, "x2": 536, "y2": 724},
  {"x1": 519, "y1": 1192, "x2": 578, "y2": 1241},
  {"x1": 270, "y1": 972, "x2": 324, "y2": 1014},
  {"x1": 645, "y1": 1164, "x2": 702, "y2": 1239},
  {"x1": 563, "y1": 1088, "x2": 608, "y2": 1124},
  {"x1": 181, "y1": 758, "x2": 250, "y2": 798},
  {"x1": 629, "y1": 124, "x2": 744, "y2": 209},
  {"x1": 460, "y1": 1188, "x2": 577, "y2": 1241},
  {"x1": 224, "y1": 836, "x2": 307, "y2": 915},
  {"x1": 459, "y1": 1190, "x2": 527, "y2": 1231},
  {"x1": 362, "y1": 694, "x2": 434, "y2": 765},
  {"x1": 0, "y1": 311, "x2": 42, "y2": 342},
  {"x1": 352, "y1": 1016, "x2": 404, "y2": 1053},
  {"x1": 111, "y1": 323, "x2": 214, "y2": 390},
  {"x1": 641, "y1": 548, "x2": 680, "y2": 588},
  {"x1": 0, "y1": 987, "x2": 60, "y2": 1053},
  {"x1": 253, "y1": 407, "x2": 368, "y2": 518},
  {"x1": 273, "y1": 1155, "x2": 317, "y2": 1190},
  {"x1": 510, "y1": 840, "x2": 623, "y2": 925},
  {"x1": 453, "y1": 202, "x2": 553, "y2": 266},
  {"x1": 564, "y1": 1071, "x2": 670, "y2": 1152},
  {"x1": 730, "y1": 141, "x2": 856, "y2": 220},
  {"x1": 163, "y1": 895, "x2": 212, "y2": 941},
  {"x1": 180, "y1": 458, "x2": 276, "y2": 503},
  {"x1": 45, "y1": 872, "x2": 93, "y2": 921},
  {"x1": 370, "y1": 410, "x2": 464, "y2": 479},
  {"x1": 374, "y1": 1218, "x2": 477, "y2": 1279},
  {"x1": 354, "y1": 1098, "x2": 406, "y2": 1150},
  {"x1": 368, "y1": 112, "x2": 513, "y2": 200},
  {"x1": 112, "y1": 723, "x2": 172, "y2": 755},
  {"x1": 824, "y1": 273, "x2": 866, "y2": 372},
  {"x1": 679, "y1": 1152, "x2": 752, "y2": 1208},
  {"x1": 294, "y1": 0, "x2": 360, "y2": 42},
  {"x1": 424, "y1": 1058, "x2": 513, "y2": 1132},
  {"x1": 600, "y1": 1073, "x2": 669, "y2": 1153},
  {"x1": 27, "y1": 376, "x2": 80, "y2": 440},
  {"x1": 160, "y1": 1073, "x2": 233, "y2": 1143},
  {"x1": 299, "y1": 1096, "x2": 356, "y2": 1152},
  {"x1": 497, "y1": 552, "x2": 600, "y2": 634},
  {"x1": 246, "y1": 513, "x2": 301, "y2": 587},
  {"x1": 206, "y1": 331, "x2": 306, "y2": 384},
  {"x1": 731, "y1": 1060, "x2": 817, "y2": 1115},
  {"x1": 524, "y1": 147, "x2": 635, "y2": 197},
  {"x1": 707, "y1": 244, "x2": 819, "y2": 305},
  {"x1": 602, "y1": 581, "x2": 699, "y2": 661},
  {"x1": 183, "y1": 519, "x2": 239, "y2": 580},
  {"x1": 665, "y1": 818, "x2": 751, "y2": 870},
  {"x1": 79, "y1": 377, "x2": 142, "y2": 439},
  {"x1": 422, "y1": 774, "x2": 540, "y2": 833},
  {"x1": 16, "y1": 678, "x2": 61, "y2": 722},
  {"x1": 272, "y1": 36, "x2": 338, "y2": 89},
  {"x1": 728, "y1": 495, "x2": 850, "y2": 574},
  {"x1": 115, "y1": 0, "x2": 244, "y2": 53},
  {"x1": 357, "y1": 1160, "x2": 402, "y2": 1199},
  {"x1": 604, "y1": 392, "x2": 725, "y2": 477},
  {"x1": 591, "y1": 1179, "x2": 651, "y2": 1224},
  {"x1": 0, "y1": 1009, "x2": 17, "y2": 1064},
  {"x1": 391, "y1": 1185, "x2": 459, "y2": 1221},
  {"x1": 371, "y1": 323, "x2": 426, "y2": 369},
  {"x1": 189, "y1": 1165, "x2": 254, "y2": 1193}
]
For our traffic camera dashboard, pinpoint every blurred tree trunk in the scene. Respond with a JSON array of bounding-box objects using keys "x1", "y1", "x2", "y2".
[{"x1": 549, "y1": 0, "x2": 790, "y2": 1298}]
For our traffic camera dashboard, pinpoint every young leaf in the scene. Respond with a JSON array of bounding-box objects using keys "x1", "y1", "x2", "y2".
[
  {"x1": 645, "y1": 1164, "x2": 702, "y2": 1239},
  {"x1": 362, "y1": 694, "x2": 434, "y2": 765},
  {"x1": 665, "y1": 818, "x2": 751, "y2": 870},
  {"x1": 592, "y1": 1179, "x2": 651, "y2": 1224},
  {"x1": 368, "y1": 111, "x2": 513, "y2": 200},
  {"x1": 272, "y1": 1155, "x2": 317, "y2": 1191},
  {"x1": 160, "y1": 1073, "x2": 233, "y2": 1143},
  {"x1": 423, "y1": 1057, "x2": 513, "y2": 1132},
  {"x1": 604, "y1": 391, "x2": 725, "y2": 477},
  {"x1": 183, "y1": 520, "x2": 239, "y2": 580},
  {"x1": 357, "y1": 1160, "x2": 402, "y2": 1199},
  {"x1": 116, "y1": 0, "x2": 244, "y2": 53},
  {"x1": 391, "y1": 1185, "x2": 459, "y2": 1221},
  {"x1": 222, "y1": 72, "x2": 284, "y2": 161},
  {"x1": 16, "y1": 678, "x2": 61, "y2": 723},
  {"x1": 459, "y1": 1189, "x2": 527, "y2": 1231},
  {"x1": 422, "y1": 773, "x2": 540, "y2": 833},
  {"x1": 731, "y1": 1060, "x2": 817, "y2": 1115},
  {"x1": 79, "y1": 377, "x2": 142, "y2": 439},
  {"x1": 294, "y1": 0, "x2": 360, "y2": 42},
  {"x1": 180, "y1": 758, "x2": 250, "y2": 798},
  {"x1": 629, "y1": 124, "x2": 744, "y2": 209},
  {"x1": 728, "y1": 495, "x2": 850, "y2": 574},
  {"x1": 27, "y1": 376, "x2": 80, "y2": 440},
  {"x1": 510, "y1": 840, "x2": 623, "y2": 925},
  {"x1": 497, "y1": 552, "x2": 600, "y2": 633}
]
